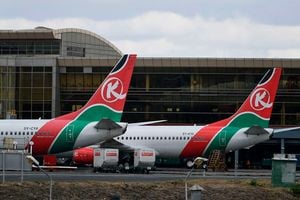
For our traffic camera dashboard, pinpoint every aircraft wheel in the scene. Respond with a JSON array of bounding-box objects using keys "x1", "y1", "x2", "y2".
[{"x1": 186, "y1": 159, "x2": 194, "y2": 168}]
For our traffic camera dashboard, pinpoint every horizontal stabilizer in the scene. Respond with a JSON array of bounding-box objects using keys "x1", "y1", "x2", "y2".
[
  {"x1": 244, "y1": 126, "x2": 270, "y2": 135},
  {"x1": 94, "y1": 118, "x2": 122, "y2": 130}
]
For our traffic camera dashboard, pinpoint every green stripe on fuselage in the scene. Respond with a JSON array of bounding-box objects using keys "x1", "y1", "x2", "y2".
[
  {"x1": 203, "y1": 113, "x2": 269, "y2": 157},
  {"x1": 49, "y1": 105, "x2": 122, "y2": 154}
]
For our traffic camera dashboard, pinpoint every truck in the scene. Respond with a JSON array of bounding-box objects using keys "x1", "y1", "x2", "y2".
[
  {"x1": 93, "y1": 148, "x2": 119, "y2": 172},
  {"x1": 133, "y1": 149, "x2": 156, "y2": 173}
]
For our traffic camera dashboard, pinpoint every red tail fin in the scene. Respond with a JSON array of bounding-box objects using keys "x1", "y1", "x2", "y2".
[
  {"x1": 230, "y1": 67, "x2": 282, "y2": 123},
  {"x1": 58, "y1": 54, "x2": 137, "y2": 120},
  {"x1": 82, "y1": 54, "x2": 137, "y2": 112}
]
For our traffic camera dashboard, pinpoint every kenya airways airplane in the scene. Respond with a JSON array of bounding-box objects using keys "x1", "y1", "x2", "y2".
[
  {"x1": 0, "y1": 54, "x2": 137, "y2": 156},
  {"x1": 74, "y1": 68, "x2": 296, "y2": 166}
]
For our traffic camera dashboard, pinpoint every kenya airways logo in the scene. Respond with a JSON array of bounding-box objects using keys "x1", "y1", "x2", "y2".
[
  {"x1": 101, "y1": 77, "x2": 126, "y2": 103},
  {"x1": 250, "y1": 88, "x2": 273, "y2": 111}
]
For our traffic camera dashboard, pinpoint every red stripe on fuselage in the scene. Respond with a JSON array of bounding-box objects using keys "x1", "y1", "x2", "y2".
[
  {"x1": 180, "y1": 119, "x2": 229, "y2": 158},
  {"x1": 30, "y1": 111, "x2": 78, "y2": 155}
]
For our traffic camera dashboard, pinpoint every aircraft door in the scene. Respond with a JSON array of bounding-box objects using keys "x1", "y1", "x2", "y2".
[{"x1": 66, "y1": 125, "x2": 75, "y2": 143}]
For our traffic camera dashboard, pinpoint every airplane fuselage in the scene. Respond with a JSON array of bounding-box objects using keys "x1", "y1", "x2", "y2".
[
  {"x1": 0, "y1": 119, "x2": 127, "y2": 155},
  {"x1": 114, "y1": 125, "x2": 272, "y2": 158}
]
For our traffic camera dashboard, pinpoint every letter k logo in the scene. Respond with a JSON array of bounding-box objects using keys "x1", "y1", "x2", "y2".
[
  {"x1": 250, "y1": 88, "x2": 273, "y2": 111},
  {"x1": 101, "y1": 77, "x2": 126, "y2": 103},
  {"x1": 255, "y1": 91, "x2": 272, "y2": 108},
  {"x1": 106, "y1": 81, "x2": 126, "y2": 99}
]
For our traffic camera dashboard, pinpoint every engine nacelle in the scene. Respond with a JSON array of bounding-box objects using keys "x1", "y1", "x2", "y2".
[{"x1": 73, "y1": 147, "x2": 94, "y2": 165}]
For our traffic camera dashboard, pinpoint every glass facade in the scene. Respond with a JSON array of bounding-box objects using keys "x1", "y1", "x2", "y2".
[
  {"x1": 0, "y1": 66, "x2": 52, "y2": 119},
  {"x1": 59, "y1": 66, "x2": 110, "y2": 115},
  {"x1": 0, "y1": 39, "x2": 60, "y2": 55},
  {"x1": 0, "y1": 28, "x2": 124, "y2": 119},
  {"x1": 58, "y1": 65, "x2": 300, "y2": 126},
  {"x1": 122, "y1": 67, "x2": 300, "y2": 126},
  {"x1": 60, "y1": 32, "x2": 120, "y2": 57}
]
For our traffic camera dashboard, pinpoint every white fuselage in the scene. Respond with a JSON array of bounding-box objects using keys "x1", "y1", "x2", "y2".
[
  {"x1": 0, "y1": 120, "x2": 49, "y2": 149},
  {"x1": 0, "y1": 119, "x2": 127, "y2": 154},
  {"x1": 113, "y1": 125, "x2": 272, "y2": 158},
  {"x1": 115, "y1": 125, "x2": 200, "y2": 157}
]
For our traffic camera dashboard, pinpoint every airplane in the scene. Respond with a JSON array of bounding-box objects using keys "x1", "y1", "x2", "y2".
[
  {"x1": 73, "y1": 68, "x2": 292, "y2": 167},
  {"x1": 0, "y1": 54, "x2": 137, "y2": 156}
]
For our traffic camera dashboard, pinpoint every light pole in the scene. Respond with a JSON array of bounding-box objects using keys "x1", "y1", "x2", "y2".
[
  {"x1": 26, "y1": 155, "x2": 53, "y2": 200},
  {"x1": 185, "y1": 157, "x2": 207, "y2": 200}
]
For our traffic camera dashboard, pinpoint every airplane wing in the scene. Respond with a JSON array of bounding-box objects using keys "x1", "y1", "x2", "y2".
[
  {"x1": 243, "y1": 125, "x2": 300, "y2": 137},
  {"x1": 272, "y1": 127, "x2": 300, "y2": 139},
  {"x1": 128, "y1": 120, "x2": 167, "y2": 126},
  {"x1": 273, "y1": 127, "x2": 300, "y2": 133}
]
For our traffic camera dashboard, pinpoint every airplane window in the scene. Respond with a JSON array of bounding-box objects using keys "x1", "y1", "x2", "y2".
[
  {"x1": 31, "y1": 132, "x2": 33, "y2": 135},
  {"x1": 121, "y1": 137, "x2": 124, "y2": 140},
  {"x1": 148, "y1": 137, "x2": 151, "y2": 140},
  {"x1": 152, "y1": 137, "x2": 155, "y2": 140},
  {"x1": 144, "y1": 137, "x2": 146, "y2": 140},
  {"x1": 164, "y1": 137, "x2": 167, "y2": 140},
  {"x1": 179, "y1": 137, "x2": 182, "y2": 140},
  {"x1": 19, "y1": 132, "x2": 21, "y2": 135},
  {"x1": 116, "y1": 137, "x2": 119, "y2": 140},
  {"x1": 5, "y1": 132, "x2": 8, "y2": 135},
  {"x1": 156, "y1": 137, "x2": 159, "y2": 140},
  {"x1": 168, "y1": 137, "x2": 171, "y2": 140},
  {"x1": 176, "y1": 137, "x2": 178, "y2": 140},
  {"x1": 183, "y1": 137, "x2": 186, "y2": 140},
  {"x1": 137, "y1": 137, "x2": 139, "y2": 140},
  {"x1": 125, "y1": 137, "x2": 128, "y2": 140},
  {"x1": 129, "y1": 137, "x2": 132, "y2": 140},
  {"x1": 172, "y1": 137, "x2": 175, "y2": 140},
  {"x1": 14, "y1": 132, "x2": 17, "y2": 135},
  {"x1": 10, "y1": 132, "x2": 12, "y2": 135}
]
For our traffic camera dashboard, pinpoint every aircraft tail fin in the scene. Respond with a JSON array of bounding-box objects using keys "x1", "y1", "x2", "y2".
[
  {"x1": 180, "y1": 68, "x2": 282, "y2": 158},
  {"x1": 225, "y1": 67, "x2": 282, "y2": 128},
  {"x1": 59, "y1": 54, "x2": 137, "y2": 122}
]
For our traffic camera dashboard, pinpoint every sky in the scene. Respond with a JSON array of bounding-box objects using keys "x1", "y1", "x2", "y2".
[{"x1": 0, "y1": 0, "x2": 300, "y2": 58}]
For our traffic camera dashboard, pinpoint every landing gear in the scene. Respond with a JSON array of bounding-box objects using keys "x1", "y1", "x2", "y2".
[
  {"x1": 186, "y1": 159, "x2": 194, "y2": 168},
  {"x1": 184, "y1": 158, "x2": 207, "y2": 170}
]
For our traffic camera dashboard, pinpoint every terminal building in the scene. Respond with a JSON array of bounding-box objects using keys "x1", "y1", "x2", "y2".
[{"x1": 0, "y1": 27, "x2": 299, "y2": 168}]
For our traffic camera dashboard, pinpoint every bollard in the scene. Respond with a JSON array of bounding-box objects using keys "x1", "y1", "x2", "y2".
[{"x1": 189, "y1": 184, "x2": 204, "y2": 200}]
